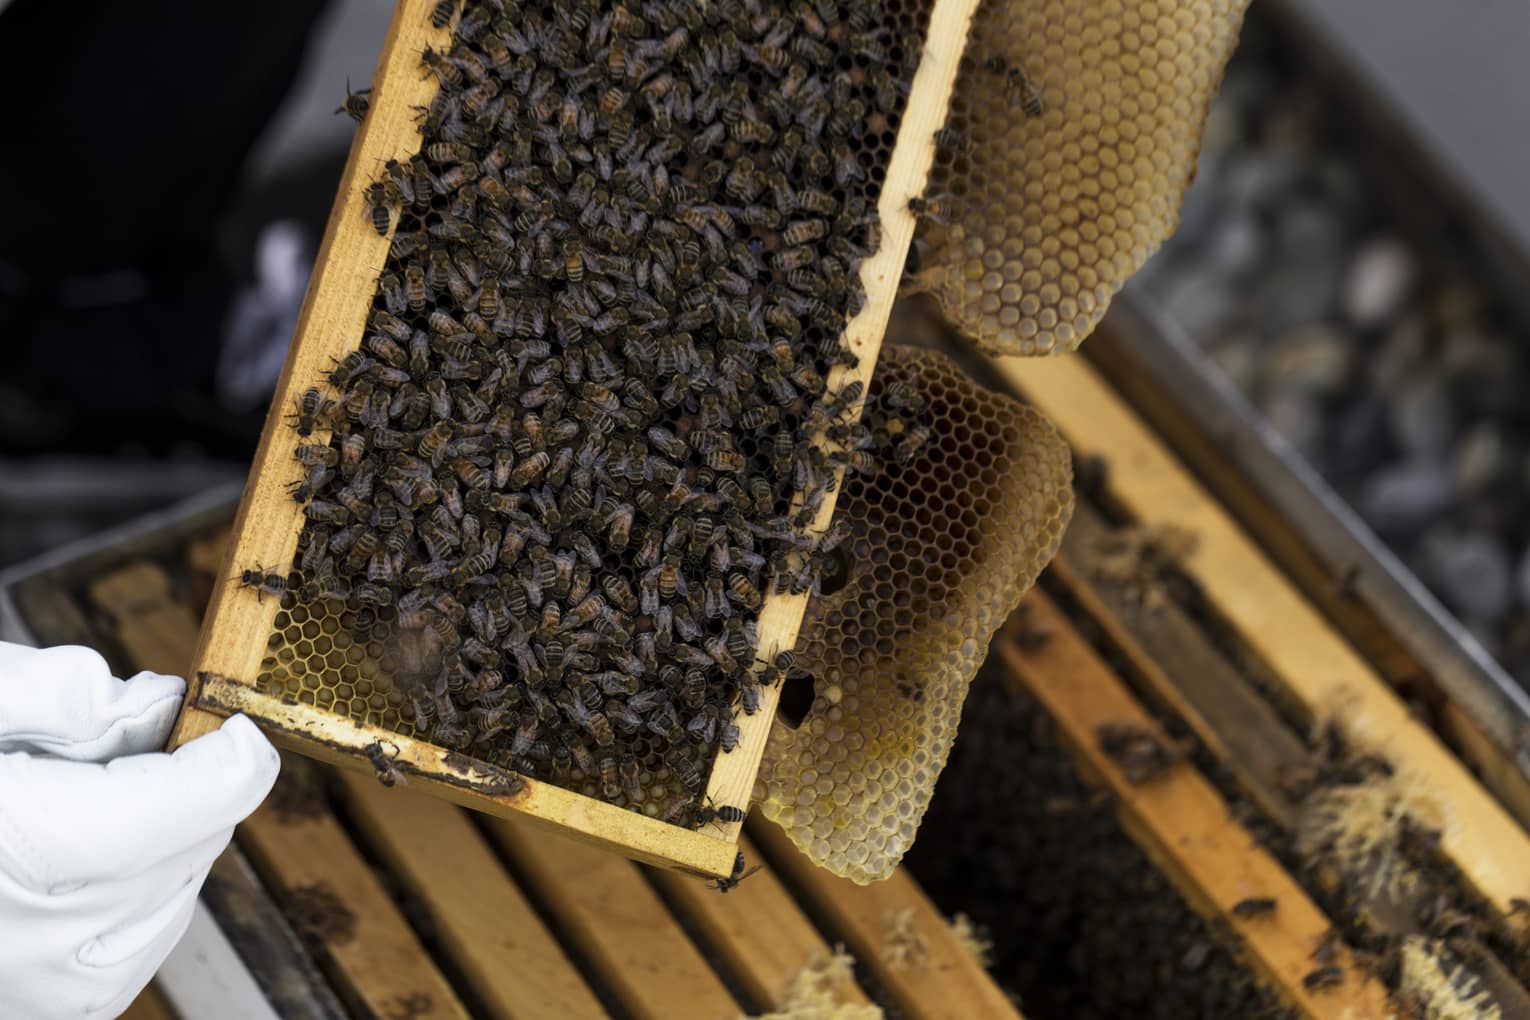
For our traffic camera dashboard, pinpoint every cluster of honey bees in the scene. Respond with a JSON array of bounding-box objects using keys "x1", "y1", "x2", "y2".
[{"x1": 251, "y1": 0, "x2": 934, "y2": 824}]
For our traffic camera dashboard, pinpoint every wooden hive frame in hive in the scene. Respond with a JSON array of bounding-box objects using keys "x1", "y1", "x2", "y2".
[
  {"x1": 16, "y1": 297, "x2": 1530, "y2": 1017},
  {"x1": 168, "y1": 0, "x2": 982, "y2": 878}
]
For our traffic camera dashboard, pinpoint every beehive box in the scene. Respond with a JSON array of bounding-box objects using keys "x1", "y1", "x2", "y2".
[
  {"x1": 168, "y1": 0, "x2": 983, "y2": 879},
  {"x1": 0, "y1": 463, "x2": 1397, "y2": 1020},
  {"x1": 13, "y1": 283, "x2": 1530, "y2": 1017},
  {"x1": 0, "y1": 504, "x2": 1022, "y2": 1019}
]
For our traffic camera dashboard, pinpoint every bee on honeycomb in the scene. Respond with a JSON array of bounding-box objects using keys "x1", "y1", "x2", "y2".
[{"x1": 252, "y1": 0, "x2": 937, "y2": 821}]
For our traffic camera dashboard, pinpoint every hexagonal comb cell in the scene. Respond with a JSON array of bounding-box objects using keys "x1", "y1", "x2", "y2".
[
  {"x1": 260, "y1": 600, "x2": 413, "y2": 734},
  {"x1": 754, "y1": 344, "x2": 1074, "y2": 882},
  {"x1": 910, "y1": 0, "x2": 1249, "y2": 355}
]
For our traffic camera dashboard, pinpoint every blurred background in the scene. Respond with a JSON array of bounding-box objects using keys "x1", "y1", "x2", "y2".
[{"x1": 5, "y1": 0, "x2": 1530, "y2": 690}]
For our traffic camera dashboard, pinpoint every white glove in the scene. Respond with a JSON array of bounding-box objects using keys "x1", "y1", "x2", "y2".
[{"x1": 0, "y1": 642, "x2": 280, "y2": 1020}]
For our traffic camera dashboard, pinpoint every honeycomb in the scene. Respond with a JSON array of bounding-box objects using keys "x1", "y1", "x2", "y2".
[
  {"x1": 261, "y1": 597, "x2": 413, "y2": 733},
  {"x1": 754, "y1": 344, "x2": 1074, "y2": 882},
  {"x1": 258, "y1": 586, "x2": 720, "y2": 811},
  {"x1": 909, "y1": 0, "x2": 1249, "y2": 355}
]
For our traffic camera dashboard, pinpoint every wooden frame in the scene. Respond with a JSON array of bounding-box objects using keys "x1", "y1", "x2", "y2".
[
  {"x1": 994, "y1": 348, "x2": 1530, "y2": 928},
  {"x1": 63, "y1": 512, "x2": 1013, "y2": 1016},
  {"x1": 169, "y1": 0, "x2": 979, "y2": 878},
  {"x1": 1048, "y1": 503, "x2": 1530, "y2": 1017},
  {"x1": 997, "y1": 592, "x2": 1395, "y2": 1020},
  {"x1": 1086, "y1": 293, "x2": 1530, "y2": 829},
  {"x1": 748, "y1": 820, "x2": 1026, "y2": 1020}
]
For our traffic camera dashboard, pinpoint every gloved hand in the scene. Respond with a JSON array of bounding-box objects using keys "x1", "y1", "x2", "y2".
[{"x1": 0, "y1": 642, "x2": 279, "y2": 1020}]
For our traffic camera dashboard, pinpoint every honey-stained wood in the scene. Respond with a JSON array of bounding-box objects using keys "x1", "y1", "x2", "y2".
[
  {"x1": 998, "y1": 353, "x2": 1530, "y2": 927},
  {"x1": 749, "y1": 818, "x2": 1023, "y2": 1020},
  {"x1": 649, "y1": 833, "x2": 873, "y2": 1011},
  {"x1": 1000, "y1": 590, "x2": 1395, "y2": 1020},
  {"x1": 338, "y1": 773, "x2": 609, "y2": 1020},
  {"x1": 120, "y1": 985, "x2": 176, "y2": 1020},
  {"x1": 484, "y1": 817, "x2": 740, "y2": 1020},
  {"x1": 702, "y1": 0, "x2": 985, "y2": 843},
  {"x1": 239, "y1": 795, "x2": 469, "y2": 1020}
]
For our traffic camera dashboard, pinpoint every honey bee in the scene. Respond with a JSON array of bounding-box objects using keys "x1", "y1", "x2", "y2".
[
  {"x1": 364, "y1": 739, "x2": 407, "y2": 788},
  {"x1": 365, "y1": 181, "x2": 394, "y2": 235},
  {"x1": 400, "y1": 155, "x2": 431, "y2": 209},
  {"x1": 594, "y1": 754, "x2": 621, "y2": 800},
  {"x1": 618, "y1": 755, "x2": 641, "y2": 801},
  {"x1": 477, "y1": 273, "x2": 500, "y2": 320},
  {"x1": 426, "y1": 140, "x2": 474, "y2": 163},
  {"x1": 507, "y1": 712, "x2": 539, "y2": 757},
  {"x1": 895, "y1": 424, "x2": 933, "y2": 463},
  {"x1": 355, "y1": 582, "x2": 394, "y2": 607},
  {"x1": 719, "y1": 723, "x2": 740, "y2": 753},
  {"x1": 235, "y1": 566, "x2": 288, "y2": 602},
  {"x1": 417, "y1": 421, "x2": 452, "y2": 466},
  {"x1": 335, "y1": 78, "x2": 371, "y2": 123},
  {"x1": 289, "y1": 463, "x2": 335, "y2": 503},
  {"x1": 294, "y1": 444, "x2": 339, "y2": 469},
  {"x1": 366, "y1": 332, "x2": 407, "y2": 369},
  {"x1": 370, "y1": 309, "x2": 412, "y2": 343},
  {"x1": 933, "y1": 127, "x2": 972, "y2": 154},
  {"x1": 290, "y1": 388, "x2": 335, "y2": 437},
  {"x1": 694, "y1": 795, "x2": 746, "y2": 827},
  {"x1": 1231, "y1": 897, "x2": 1277, "y2": 919},
  {"x1": 327, "y1": 351, "x2": 375, "y2": 388},
  {"x1": 381, "y1": 160, "x2": 418, "y2": 210},
  {"x1": 782, "y1": 219, "x2": 828, "y2": 246},
  {"x1": 396, "y1": 264, "x2": 427, "y2": 314},
  {"x1": 562, "y1": 240, "x2": 586, "y2": 283},
  {"x1": 669, "y1": 752, "x2": 702, "y2": 790},
  {"x1": 907, "y1": 195, "x2": 956, "y2": 225},
  {"x1": 585, "y1": 711, "x2": 615, "y2": 748},
  {"x1": 421, "y1": 45, "x2": 464, "y2": 88},
  {"x1": 298, "y1": 574, "x2": 351, "y2": 605},
  {"x1": 454, "y1": 2, "x2": 488, "y2": 40},
  {"x1": 1004, "y1": 63, "x2": 1046, "y2": 117},
  {"x1": 439, "y1": 161, "x2": 481, "y2": 192},
  {"x1": 708, "y1": 851, "x2": 762, "y2": 893}
]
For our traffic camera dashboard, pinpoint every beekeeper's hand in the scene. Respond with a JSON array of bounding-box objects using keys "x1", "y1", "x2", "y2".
[{"x1": 0, "y1": 642, "x2": 279, "y2": 1020}]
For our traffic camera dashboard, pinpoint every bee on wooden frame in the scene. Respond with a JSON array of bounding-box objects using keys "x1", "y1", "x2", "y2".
[
  {"x1": 364, "y1": 739, "x2": 408, "y2": 788},
  {"x1": 335, "y1": 78, "x2": 371, "y2": 123},
  {"x1": 234, "y1": 566, "x2": 289, "y2": 602},
  {"x1": 365, "y1": 180, "x2": 397, "y2": 235}
]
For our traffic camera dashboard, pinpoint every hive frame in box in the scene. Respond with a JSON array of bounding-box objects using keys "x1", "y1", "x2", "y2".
[{"x1": 169, "y1": 0, "x2": 981, "y2": 878}]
